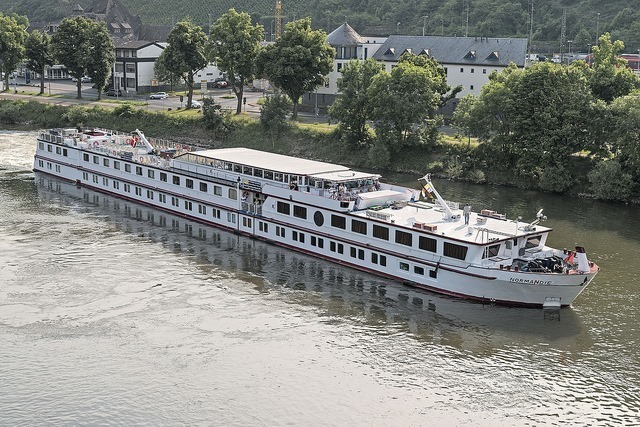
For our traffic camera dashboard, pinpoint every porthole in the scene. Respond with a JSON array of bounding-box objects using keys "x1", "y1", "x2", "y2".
[{"x1": 314, "y1": 211, "x2": 324, "y2": 227}]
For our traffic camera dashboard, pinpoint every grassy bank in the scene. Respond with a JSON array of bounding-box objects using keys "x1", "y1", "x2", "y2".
[{"x1": 0, "y1": 99, "x2": 456, "y2": 175}]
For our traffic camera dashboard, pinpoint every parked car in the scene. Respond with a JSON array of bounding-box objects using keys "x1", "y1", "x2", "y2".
[
  {"x1": 71, "y1": 76, "x2": 91, "y2": 83},
  {"x1": 149, "y1": 92, "x2": 168, "y2": 99},
  {"x1": 190, "y1": 100, "x2": 202, "y2": 109},
  {"x1": 105, "y1": 88, "x2": 122, "y2": 97},
  {"x1": 212, "y1": 79, "x2": 228, "y2": 89}
]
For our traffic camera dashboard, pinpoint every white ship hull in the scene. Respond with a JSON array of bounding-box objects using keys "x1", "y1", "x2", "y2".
[{"x1": 33, "y1": 128, "x2": 599, "y2": 307}]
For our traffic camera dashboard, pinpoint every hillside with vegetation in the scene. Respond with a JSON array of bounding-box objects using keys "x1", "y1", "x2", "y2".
[{"x1": 4, "y1": 0, "x2": 640, "y2": 53}]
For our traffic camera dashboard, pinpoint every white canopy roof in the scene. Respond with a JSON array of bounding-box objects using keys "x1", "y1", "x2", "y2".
[{"x1": 188, "y1": 147, "x2": 378, "y2": 180}]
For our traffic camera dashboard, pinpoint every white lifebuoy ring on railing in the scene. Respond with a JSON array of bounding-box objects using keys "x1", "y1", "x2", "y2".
[
  {"x1": 140, "y1": 157, "x2": 144, "y2": 162},
  {"x1": 113, "y1": 150, "x2": 116, "y2": 156}
]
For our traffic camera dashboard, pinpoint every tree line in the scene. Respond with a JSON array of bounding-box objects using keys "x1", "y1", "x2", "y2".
[{"x1": 450, "y1": 33, "x2": 640, "y2": 202}]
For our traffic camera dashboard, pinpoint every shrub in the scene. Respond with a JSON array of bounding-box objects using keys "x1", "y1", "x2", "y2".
[
  {"x1": 260, "y1": 94, "x2": 291, "y2": 134},
  {"x1": 539, "y1": 162, "x2": 574, "y2": 193},
  {"x1": 587, "y1": 160, "x2": 634, "y2": 201}
]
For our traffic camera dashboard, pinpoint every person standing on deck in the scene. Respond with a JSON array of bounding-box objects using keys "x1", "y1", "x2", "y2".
[{"x1": 463, "y1": 204, "x2": 471, "y2": 225}]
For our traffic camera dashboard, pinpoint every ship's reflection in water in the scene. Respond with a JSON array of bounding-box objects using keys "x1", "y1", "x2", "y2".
[{"x1": 35, "y1": 172, "x2": 587, "y2": 358}]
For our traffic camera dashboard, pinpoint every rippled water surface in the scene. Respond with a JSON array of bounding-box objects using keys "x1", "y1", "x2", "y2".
[{"x1": 1, "y1": 130, "x2": 638, "y2": 425}]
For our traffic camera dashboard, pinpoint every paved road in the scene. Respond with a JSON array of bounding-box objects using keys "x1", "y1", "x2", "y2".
[{"x1": 1, "y1": 77, "x2": 266, "y2": 114}]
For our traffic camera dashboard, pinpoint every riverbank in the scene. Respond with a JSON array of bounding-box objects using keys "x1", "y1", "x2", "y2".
[{"x1": 1, "y1": 96, "x2": 637, "y2": 203}]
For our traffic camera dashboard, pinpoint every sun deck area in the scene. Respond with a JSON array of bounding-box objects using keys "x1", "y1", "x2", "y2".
[{"x1": 351, "y1": 200, "x2": 552, "y2": 244}]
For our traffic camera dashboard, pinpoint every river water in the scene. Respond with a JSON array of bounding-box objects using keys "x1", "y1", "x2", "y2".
[{"x1": 1, "y1": 130, "x2": 638, "y2": 426}]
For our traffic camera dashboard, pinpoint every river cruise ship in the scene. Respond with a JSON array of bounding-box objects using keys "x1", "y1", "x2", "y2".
[{"x1": 33, "y1": 128, "x2": 599, "y2": 307}]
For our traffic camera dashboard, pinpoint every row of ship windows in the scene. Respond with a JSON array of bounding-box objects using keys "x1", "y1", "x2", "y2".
[
  {"x1": 41, "y1": 143, "x2": 68, "y2": 157},
  {"x1": 82, "y1": 172, "x2": 238, "y2": 223},
  {"x1": 275, "y1": 200, "x2": 468, "y2": 261},
  {"x1": 270, "y1": 225, "x2": 436, "y2": 278},
  {"x1": 81, "y1": 153, "x2": 239, "y2": 200}
]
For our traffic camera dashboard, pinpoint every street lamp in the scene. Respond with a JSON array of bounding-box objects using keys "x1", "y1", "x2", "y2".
[
  {"x1": 397, "y1": 22, "x2": 400, "y2": 35},
  {"x1": 422, "y1": 15, "x2": 428, "y2": 36}
]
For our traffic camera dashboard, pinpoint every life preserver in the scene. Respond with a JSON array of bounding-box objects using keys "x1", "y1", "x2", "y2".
[
  {"x1": 140, "y1": 157, "x2": 144, "y2": 162},
  {"x1": 113, "y1": 150, "x2": 117, "y2": 156}
]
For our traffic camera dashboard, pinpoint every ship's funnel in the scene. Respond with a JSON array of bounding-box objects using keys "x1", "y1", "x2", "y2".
[{"x1": 575, "y1": 246, "x2": 590, "y2": 273}]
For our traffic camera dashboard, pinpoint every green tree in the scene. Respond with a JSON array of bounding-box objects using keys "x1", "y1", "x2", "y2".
[
  {"x1": 154, "y1": 51, "x2": 183, "y2": 92},
  {"x1": 52, "y1": 17, "x2": 113, "y2": 99},
  {"x1": 256, "y1": 18, "x2": 334, "y2": 119},
  {"x1": 329, "y1": 58, "x2": 382, "y2": 147},
  {"x1": 260, "y1": 94, "x2": 291, "y2": 147},
  {"x1": 86, "y1": 25, "x2": 115, "y2": 100},
  {"x1": 590, "y1": 33, "x2": 640, "y2": 103},
  {"x1": 367, "y1": 52, "x2": 450, "y2": 148},
  {"x1": 157, "y1": 20, "x2": 208, "y2": 109},
  {"x1": 25, "y1": 30, "x2": 52, "y2": 95},
  {"x1": 451, "y1": 94, "x2": 477, "y2": 146},
  {"x1": 0, "y1": 13, "x2": 28, "y2": 91},
  {"x1": 209, "y1": 9, "x2": 264, "y2": 115},
  {"x1": 610, "y1": 93, "x2": 640, "y2": 179}
]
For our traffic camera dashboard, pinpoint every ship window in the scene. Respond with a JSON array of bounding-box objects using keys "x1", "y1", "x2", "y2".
[
  {"x1": 358, "y1": 249, "x2": 364, "y2": 260},
  {"x1": 228, "y1": 213, "x2": 236, "y2": 223},
  {"x1": 330, "y1": 241, "x2": 336, "y2": 252},
  {"x1": 373, "y1": 225, "x2": 389, "y2": 240},
  {"x1": 299, "y1": 233, "x2": 305, "y2": 243},
  {"x1": 337, "y1": 243, "x2": 344, "y2": 254},
  {"x1": 525, "y1": 235, "x2": 542, "y2": 249},
  {"x1": 212, "y1": 209, "x2": 220, "y2": 219},
  {"x1": 125, "y1": 164, "x2": 131, "y2": 173},
  {"x1": 277, "y1": 201, "x2": 291, "y2": 215},
  {"x1": 234, "y1": 164, "x2": 242, "y2": 173},
  {"x1": 505, "y1": 240, "x2": 512, "y2": 249},
  {"x1": 264, "y1": 171, "x2": 273, "y2": 180},
  {"x1": 419, "y1": 236, "x2": 437, "y2": 252},
  {"x1": 399, "y1": 262, "x2": 409, "y2": 271},
  {"x1": 148, "y1": 170, "x2": 155, "y2": 179},
  {"x1": 214, "y1": 186, "x2": 222, "y2": 196},
  {"x1": 414, "y1": 266, "x2": 425, "y2": 275},
  {"x1": 93, "y1": 156, "x2": 99, "y2": 164},
  {"x1": 371, "y1": 253, "x2": 378, "y2": 264},
  {"x1": 39, "y1": 142, "x2": 45, "y2": 150},
  {"x1": 350, "y1": 247, "x2": 356, "y2": 258},
  {"x1": 103, "y1": 158, "x2": 109, "y2": 166},
  {"x1": 380, "y1": 255, "x2": 386, "y2": 266},
  {"x1": 136, "y1": 166, "x2": 142, "y2": 175},
  {"x1": 173, "y1": 176, "x2": 180, "y2": 185},
  {"x1": 483, "y1": 244, "x2": 500, "y2": 258},
  {"x1": 160, "y1": 172, "x2": 167, "y2": 182},
  {"x1": 444, "y1": 242, "x2": 468, "y2": 260},
  {"x1": 253, "y1": 169, "x2": 263, "y2": 178},
  {"x1": 83, "y1": 153, "x2": 89, "y2": 161},
  {"x1": 259, "y1": 222, "x2": 268, "y2": 232},
  {"x1": 331, "y1": 215, "x2": 346, "y2": 229},
  {"x1": 293, "y1": 205, "x2": 307, "y2": 219},
  {"x1": 114, "y1": 161, "x2": 120, "y2": 170},
  {"x1": 243, "y1": 166, "x2": 252, "y2": 175},
  {"x1": 351, "y1": 219, "x2": 367, "y2": 235},
  {"x1": 429, "y1": 269, "x2": 437, "y2": 278},
  {"x1": 228, "y1": 188, "x2": 237, "y2": 199},
  {"x1": 184, "y1": 201, "x2": 192, "y2": 211},
  {"x1": 276, "y1": 226, "x2": 285, "y2": 237},
  {"x1": 311, "y1": 236, "x2": 316, "y2": 246},
  {"x1": 186, "y1": 179, "x2": 193, "y2": 189},
  {"x1": 198, "y1": 204, "x2": 206, "y2": 214},
  {"x1": 147, "y1": 190, "x2": 154, "y2": 200},
  {"x1": 395, "y1": 230, "x2": 413, "y2": 246},
  {"x1": 200, "y1": 182, "x2": 207, "y2": 192},
  {"x1": 63, "y1": 149, "x2": 68, "y2": 157},
  {"x1": 47, "y1": 145, "x2": 52, "y2": 152},
  {"x1": 317, "y1": 238, "x2": 324, "y2": 248}
]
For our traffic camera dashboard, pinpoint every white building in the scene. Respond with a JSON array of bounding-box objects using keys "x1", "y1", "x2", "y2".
[{"x1": 304, "y1": 23, "x2": 527, "y2": 112}]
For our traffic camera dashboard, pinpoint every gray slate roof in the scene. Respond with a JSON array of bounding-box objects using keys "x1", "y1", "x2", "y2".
[
  {"x1": 327, "y1": 23, "x2": 364, "y2": 46},
  {"x1": 372, "y1": 36, "x2": 527, "y2": 67}
]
